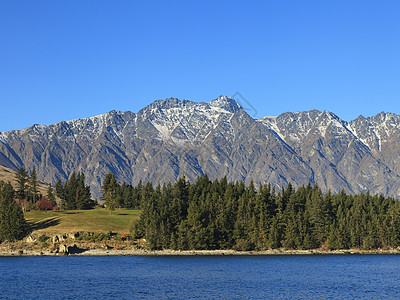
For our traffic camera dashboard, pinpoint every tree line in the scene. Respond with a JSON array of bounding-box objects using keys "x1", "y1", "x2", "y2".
[
  {"x1": 122, "y1": 175, "x2": 400, "y2": 251},
  {"x1": 15, "y1": 167, "x2": 42, "y2": 204},
  {"x1": 55, "y1": 172, "x2": 95, "y2": 210},
  {"x1": 14, "y1": 167, "x2": 58, "y2": 211},
  {"x1": 14, "y1": 167, "x2": 95, "y2": 211},
  {"x1": 101, "y1": 172, "x2": 143, "y2": 211}
]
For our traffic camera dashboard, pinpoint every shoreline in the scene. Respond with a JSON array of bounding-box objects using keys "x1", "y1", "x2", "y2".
[{"x1": 2, "y1": 248, "x2": 400, "y2": 257}]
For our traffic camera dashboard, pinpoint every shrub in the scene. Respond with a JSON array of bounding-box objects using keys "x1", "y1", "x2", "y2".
[
  {"x1": 36, "y1": 197, "x2": 53, "y2": 211},
  {"x1": 38, "y1": 234, "x2": 48, "y2": 243}
]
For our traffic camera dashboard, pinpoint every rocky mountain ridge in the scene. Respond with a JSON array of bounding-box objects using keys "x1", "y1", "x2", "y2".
[{"x1": 1, "y1": 96, "x2": 400, "y2": 198}]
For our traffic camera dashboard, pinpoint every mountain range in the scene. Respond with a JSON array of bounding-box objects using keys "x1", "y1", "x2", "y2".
[{"x1": 1, "y1": 96, "x2": 400, "y2": 198}]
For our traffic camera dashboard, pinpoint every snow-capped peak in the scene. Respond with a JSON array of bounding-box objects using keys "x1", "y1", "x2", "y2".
[
  {"x1": 135, "y1": 96, "x2": 241, "y2": 145},
  {"x1": 209, "y1": 95, "x2": 242, "y2": 113}
]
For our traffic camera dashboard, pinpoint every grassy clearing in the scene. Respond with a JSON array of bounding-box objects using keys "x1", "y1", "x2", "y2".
[{"x1": 25, "y1": 207, "x2": 141, "y2": 234}]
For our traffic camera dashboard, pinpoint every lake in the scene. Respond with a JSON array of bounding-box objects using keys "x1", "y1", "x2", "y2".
[{"x1": 1, "y1": 255, "x2": 400, "y2": 299}]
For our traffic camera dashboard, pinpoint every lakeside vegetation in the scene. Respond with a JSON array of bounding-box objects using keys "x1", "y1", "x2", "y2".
[
  {"x1": 128, "y1": 175, "x2": 400, "y2": 251},
  {"x1": 2, "y1": 169, "x2": 400, "y2": 253},
  {"x1": 0, "y1": 168, "x2": 140, "y2": 243}
]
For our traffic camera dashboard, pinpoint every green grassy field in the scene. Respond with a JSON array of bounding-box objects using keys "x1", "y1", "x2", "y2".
[{"x1": 25, "y1": 207, "x2": 141, "y2": 234}]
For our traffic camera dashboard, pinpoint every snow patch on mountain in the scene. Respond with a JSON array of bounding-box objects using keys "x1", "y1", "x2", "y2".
[
  {"x1": 142, "y1": 96, "x2": 241, "y2": 144},
  {"x1": 0, "y1": 132, "x2": 8, "y2": 145},
  {"x1": 348, "y1": 112, "x2": 400, "y2": 152}
]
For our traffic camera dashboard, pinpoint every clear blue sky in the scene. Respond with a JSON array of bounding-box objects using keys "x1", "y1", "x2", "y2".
[{"x1": 1, "y1": 0, "x2": 400, "y2": 131}]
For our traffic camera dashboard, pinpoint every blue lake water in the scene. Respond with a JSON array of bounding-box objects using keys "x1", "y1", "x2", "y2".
[{"x1": 1, "y1": 255, "x2": 400, "y2": 299}]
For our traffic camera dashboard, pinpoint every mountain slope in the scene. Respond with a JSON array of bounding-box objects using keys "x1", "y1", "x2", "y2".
[
  {"x1": 259, "y1": 110, "x2": 400, "y2": 196},
  {"x1": 1, "y1": 96, "x2": 400, "y2": 198},
  {"x1": 0, "y1": 165, "x2": 49, "y2": 196}
]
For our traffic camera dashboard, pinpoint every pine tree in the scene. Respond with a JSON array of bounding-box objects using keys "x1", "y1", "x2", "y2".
[
  {"x1": 55, "y1": 179, "x2": 65, "y2": 210},
  {"x1": 15, "y1": 167, "x2": 28, "y2": 200},
  {"x1": 47, "y1": 184, "x2": 56, "y2": 206},
  {"x1": 0, "y1": 181, "x2": 27, "y2": 242},
  {"x1": 65, "y1": 172, "x2": 78, "y2": 209},
  {"x1": 76, "y1": 173, "x2": 94, "y2": 209},
  {"x1": 121, "y1": 183, "x2": 134, "y2": 208},
  {"x1": 28, "y1": 168, "x2": 39, "y2": 203},
  {"x1": 102, "y1": 172, "x2": 121, "y2": 214}
]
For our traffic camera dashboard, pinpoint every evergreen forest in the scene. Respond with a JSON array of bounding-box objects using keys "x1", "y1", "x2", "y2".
[
  {"x1": 107, "y1": 175, "x2": 400, "y2": 251},
  {"x1": 55, "y1": 172, "x2": 95, "y2": 210},
  {"x1": 2, "y1": 168, "x2": 400, "y2": 251}
]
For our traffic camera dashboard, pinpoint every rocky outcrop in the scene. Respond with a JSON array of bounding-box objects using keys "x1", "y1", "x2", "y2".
[
  {"x1": 57, "y1": 244, "x2": 83, "y2": 255},
  {"x1": 58, "y1": 244, "x2": 68, "y2": 254}
]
